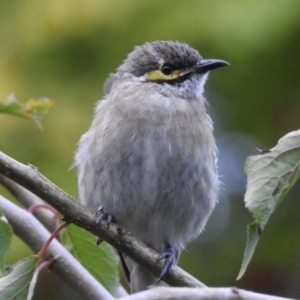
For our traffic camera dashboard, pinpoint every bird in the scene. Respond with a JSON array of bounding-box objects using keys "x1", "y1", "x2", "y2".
[{"x1": 75, "y1": 41, "x2": 229, "y2": 293}]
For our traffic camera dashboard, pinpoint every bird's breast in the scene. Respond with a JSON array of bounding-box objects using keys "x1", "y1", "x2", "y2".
[{"x1": 78, "y1": 91, "x2": 218, "y2": 250}]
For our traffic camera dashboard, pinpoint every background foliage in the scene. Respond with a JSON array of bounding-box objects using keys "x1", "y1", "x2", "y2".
[{"x1": 1, "y1": 1, "x2": 300, "y2": 299}]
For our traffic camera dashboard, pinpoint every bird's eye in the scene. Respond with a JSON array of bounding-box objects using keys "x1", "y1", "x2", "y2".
[
  {"x1": 142, "y1": 64, "x2": 181, "y2": 81},
  {"x1": 161, "y1": 64, "x2": 174, "y2": 76}
]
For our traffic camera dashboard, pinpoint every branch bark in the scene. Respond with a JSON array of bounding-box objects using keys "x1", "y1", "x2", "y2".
[{"x1": 0, "y1": 151, "x2": 205, "y2": 288}]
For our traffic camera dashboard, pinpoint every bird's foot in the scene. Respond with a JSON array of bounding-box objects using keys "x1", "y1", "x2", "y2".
[
  {"x1": 95, "y1": 205, "x2": 113, "y2": 227},
  {"x1": 156, "y1": 247, "x2": 175, "y2": 283},
  {"x1": 95, "y1": 206, "x2": 114, "y2": 245}
]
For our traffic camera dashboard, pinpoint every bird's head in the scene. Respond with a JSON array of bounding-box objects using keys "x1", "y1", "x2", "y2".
[{"x1": 106, "y1": 41, "x2": 229, "y2": 100}]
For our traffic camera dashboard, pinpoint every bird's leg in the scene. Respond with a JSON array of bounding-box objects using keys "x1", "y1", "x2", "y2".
[
  {"x1": 95, "y1": 205, "x2": 114, "y2": 245},
  {"x1": 156, "y1": 246, "x2": 175, "y2": 283}
]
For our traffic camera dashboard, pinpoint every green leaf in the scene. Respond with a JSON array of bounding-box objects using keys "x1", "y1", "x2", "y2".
[
  {"x1": 0, "y1": 213, "x2": 13, "y2": 277},
  {"x1": 0, "y1": 94, "x2": 55, "y2": 130},
  {"x1": 0, "y1": 256, "x2": 39, "y2": 300},
  {"x1": 62, "y1": 224, "x2": 119, "y2": 295},
  {"x1": 237, "y1": 130, "x2": 300, "y2": 279}
]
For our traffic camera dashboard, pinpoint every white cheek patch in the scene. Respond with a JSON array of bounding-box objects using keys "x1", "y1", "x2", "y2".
[
  {"x1": 196, "y1": 73, "x2": 209, "y2": 96},
  {"x1": 139, "y1": 75, "x2": 146, "y2": 82}
]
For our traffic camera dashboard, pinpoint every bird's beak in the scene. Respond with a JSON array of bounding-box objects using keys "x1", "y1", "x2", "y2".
[
  {"x1": 179, "y1": 59, "x2": 229, "y2": 77},
  {"x1": 195, "y1": 59, "x2": 230, "y2": 73}
]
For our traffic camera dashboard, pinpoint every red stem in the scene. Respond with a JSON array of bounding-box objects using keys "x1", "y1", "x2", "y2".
[
  {"x1": 28, "y1": 204, "x2": 59, "y2": 215},
  {"x1": 38, "y1": 222, "x2": 68, "y2": 259},
  {"x1": 36, "y1": 259, "x2": 52, "y2": 272}
]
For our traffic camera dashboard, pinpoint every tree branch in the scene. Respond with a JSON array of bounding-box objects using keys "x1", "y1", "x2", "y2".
[
  {"x1": 0, "y1": 195, "x2": 115, "y2": 300},
  {"x1": 119, "y1": 287, "x2": 294, "y2": 300},
  {"x1": 0, "y1": 175, "x2": 128, "y2": 298},
  {"x1": 0, "y1": 151, "x2": 206, "y2": 288},
  {"x1": 0, "y1": 174, "x2": 58, "y2": 233}
]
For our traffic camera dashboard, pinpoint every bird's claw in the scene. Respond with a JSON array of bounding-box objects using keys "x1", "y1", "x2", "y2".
[
  {"x1": 156, "y1": 247, "x2": 175, "y2": 283},
  {"x1": 95, "y1": 206, "x2": 113, "y2": 228},
  {"x1": 96, "y1": 237, "x2": 103, "y2": 245},
  {"x1": 95, "y1": 206, "x2": 113, "y2": 245}
]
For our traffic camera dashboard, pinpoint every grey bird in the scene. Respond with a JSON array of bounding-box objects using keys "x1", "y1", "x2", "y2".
[{"x1": 75, "y1": 41, "x2": 228, "y2": 293}]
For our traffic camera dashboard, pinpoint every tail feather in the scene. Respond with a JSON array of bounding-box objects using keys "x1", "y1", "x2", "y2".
[{"x1": 124, "y1": 256, "x2": 168, "y2": 293}]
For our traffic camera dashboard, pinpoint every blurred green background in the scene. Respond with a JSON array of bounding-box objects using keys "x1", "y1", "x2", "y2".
[{"x1": 1, "y1": 1, "x2": 300, "y2": 299}]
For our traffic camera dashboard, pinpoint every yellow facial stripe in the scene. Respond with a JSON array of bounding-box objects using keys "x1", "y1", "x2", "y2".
[{"x1": 144, "y1": 69, "x2": 182, "y2": 81}]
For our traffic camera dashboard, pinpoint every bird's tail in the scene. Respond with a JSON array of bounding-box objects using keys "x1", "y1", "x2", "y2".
[{"x1": 123, "y1": 256, "x2": 168, "y2": 293}]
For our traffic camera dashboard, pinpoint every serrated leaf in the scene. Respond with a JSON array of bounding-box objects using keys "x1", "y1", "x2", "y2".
[
  {"x1": 0, "y1": 256, "x2": 39, "y2": 300},
  {"x1": 0, "y1": 94, "x2": 54, "y2": 130},
  {"x1": 0, "y1": 213, "x2": 13, "y2": 277},
  {"x1": 62, "y1": 224, "x2": 119, "y2": 295},
  {"x1": 237, "y1": 130, "x2": 300, "y2": 279}
]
